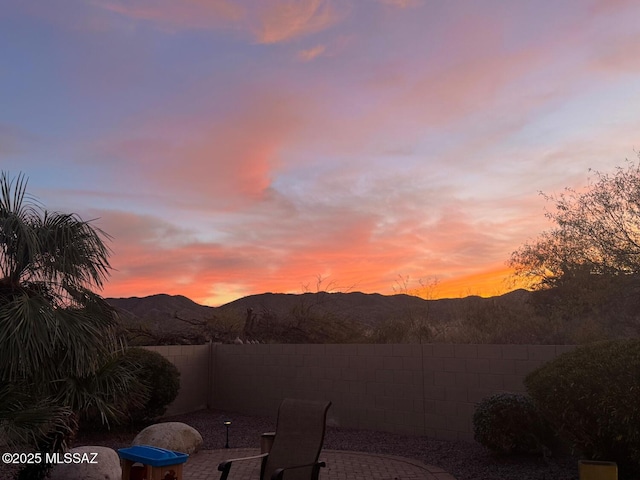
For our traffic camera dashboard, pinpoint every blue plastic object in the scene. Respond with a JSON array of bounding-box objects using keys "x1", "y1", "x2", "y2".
[{"x1": 118, "y1": 445, "x2": 189, "y2": 467}]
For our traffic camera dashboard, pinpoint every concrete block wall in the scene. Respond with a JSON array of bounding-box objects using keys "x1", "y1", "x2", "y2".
[
  {"x1": 210, "y1": 343, "x2": 577, "y2": 441},
  {"x1": 211, "y1": 344, "x2": 427, "y2": 435},
  {"x1": 421, "y1": 344, "x2": 576, "y2": 440},
  {"x1": 143, "y1": 344, "x2": 211, "y2": 416}
]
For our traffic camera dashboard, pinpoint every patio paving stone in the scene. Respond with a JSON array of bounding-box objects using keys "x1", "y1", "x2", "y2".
[{"x1": 183, "y1": 448, "x2": 457, "y2": 480}]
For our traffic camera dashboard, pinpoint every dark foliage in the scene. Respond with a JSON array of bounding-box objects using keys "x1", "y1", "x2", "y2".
[
  {"x1": 473, "y1": 393, "x2": 554, "y2": 455},
  {"x1": 124, "y1": 348, "x2": 181, "y2": 424},
  {"x1": 525, "y1": 340, "x2": 640, "y2": 479}
]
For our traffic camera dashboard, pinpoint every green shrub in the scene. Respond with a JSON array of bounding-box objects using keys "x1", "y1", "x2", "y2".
[
  {"x1": 473, "y1": 393, "x2": 553, "y2": 455},
  {"x1": 122, "y1": 348, "x2": 181, "y2": 424},
  {"x1": 525, "y1": 340, "x2": 640, "y2": 477}
]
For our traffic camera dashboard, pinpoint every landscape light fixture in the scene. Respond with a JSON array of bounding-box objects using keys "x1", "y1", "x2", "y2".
[{"x1": 224, "y1": 420, "x2": 232, "y2": 448}]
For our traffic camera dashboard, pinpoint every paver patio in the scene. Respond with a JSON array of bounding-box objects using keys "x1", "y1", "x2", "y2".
[{"x1": 183, "y1": 448, "x2": 456, "y2": 480}]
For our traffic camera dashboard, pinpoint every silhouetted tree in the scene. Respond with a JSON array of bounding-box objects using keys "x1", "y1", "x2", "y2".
[
  {"x1": 510, "y1": 158, "x2": 640, "y2": 291},
  {"x1": 0, "y1": 172, "x2": 136, "y2": 479}
]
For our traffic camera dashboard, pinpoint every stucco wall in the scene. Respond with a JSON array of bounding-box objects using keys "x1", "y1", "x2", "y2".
[
  {"x1": 210, "y1": 343, "x2": 576, "y2": 441},
  {"x1": 148, "y1": 342, "x2": 576, "y2": 441},
  {"x1": 143, "y1": 344, "x2": 211, "y2": 416}
]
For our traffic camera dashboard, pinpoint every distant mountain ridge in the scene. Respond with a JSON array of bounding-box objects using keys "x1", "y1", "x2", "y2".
[
  {"x1": 216, "y1": 290, "x2": 524, "y2": 327},
  {"x1": 108, "y1": 293, "x2": 215, "y2": 321},
  {"x1": 107, "y1": 289, "x2": 531, "y2": 344}
]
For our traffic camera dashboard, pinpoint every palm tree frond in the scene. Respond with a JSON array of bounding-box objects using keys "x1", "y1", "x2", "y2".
[
  {"x1": 0, "y1": 382, "x2": 73, "y2": 450},
  {"x1": 0, "y1": 291, "x2": 57, "y2": 381}
]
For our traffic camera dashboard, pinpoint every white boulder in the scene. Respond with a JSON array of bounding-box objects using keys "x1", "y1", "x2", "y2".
[
  {"x1": 132, "y1": 422, "x2": 203, "y2": 454},
  {"x1": 48, "y1": 446, "x2": 121, "y2": 480}
]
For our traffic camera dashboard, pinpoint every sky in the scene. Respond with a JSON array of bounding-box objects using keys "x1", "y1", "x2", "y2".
[{"x1": 2, "y1": 0, "x2": 640, "y2": 306}]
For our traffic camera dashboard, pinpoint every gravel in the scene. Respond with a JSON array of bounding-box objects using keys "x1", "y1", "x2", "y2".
[{"x1": 75, "y1": 409, "x2": 580, "y2": 480}]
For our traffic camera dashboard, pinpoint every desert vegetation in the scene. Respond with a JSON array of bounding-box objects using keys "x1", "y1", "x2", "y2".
[{"x1": 113, "y1": 286, "x2": 639, "y2": 345}]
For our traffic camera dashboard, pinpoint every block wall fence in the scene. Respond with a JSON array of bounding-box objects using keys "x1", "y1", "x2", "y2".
[
  {"x1": 143, "y1": 344, "x2": 211, "y2": 417},
  {"x1": 151, "y1": 343, "x2": 577, "y2": 441}
]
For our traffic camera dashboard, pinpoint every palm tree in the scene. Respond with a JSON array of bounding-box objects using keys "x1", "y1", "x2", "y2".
[{"x1": 0, "y1": 172, "x2": 137, "y2": 478}]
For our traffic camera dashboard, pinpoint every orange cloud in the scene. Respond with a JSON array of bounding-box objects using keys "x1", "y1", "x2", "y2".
[
  {"x1": 94, "y1": 202, "x2": 411, "y2": 305},
  {"x1": 102, "y1": 232, "x2": 526, "y2": 306},
  {"x1": 254, "y1": 0, "x2": 345, "y2": 44},
  {"x1": 94, "y1": 176, "x2": 539, "y2": 306}
]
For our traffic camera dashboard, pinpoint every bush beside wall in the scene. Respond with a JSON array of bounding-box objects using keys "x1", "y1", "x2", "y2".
[{"x1": 525, "y1": 340, "x2": 640, "y2": 478}]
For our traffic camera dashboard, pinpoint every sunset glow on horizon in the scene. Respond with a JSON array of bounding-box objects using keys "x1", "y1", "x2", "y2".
[{"x1": 3, "y1": 1, "x2": 640, "y2": 306}]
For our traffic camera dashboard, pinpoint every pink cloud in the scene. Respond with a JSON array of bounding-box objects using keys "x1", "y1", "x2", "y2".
[
  {"x1": 96, "y1": 89, "x2": 308, "y2": 211},
  {"x1": 253, "y1": 0, "x2": 346, "y2": 44},
  {"x1": 589, "y1": 33, "x2": 640, "y2": 73},
  {"x1": 285, "y1": 10, "x2": 563, "y2": 163},
  {"x1": 396, "y1": 18, "x2": 547, "y2": 126},
  {"x1": 298, "y1": 44, "x2": 326, "y2": 61},
  {"x1": 300, "y1": 4, "x2": 632, "y2": 175},
  {"x1": 85, "y1": 0, "x2": 347, "y2": 43}
]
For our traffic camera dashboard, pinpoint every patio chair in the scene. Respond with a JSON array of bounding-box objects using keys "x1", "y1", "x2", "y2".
[{"x1": 218, "y1": 398, "x2": 332, "y2": 480}]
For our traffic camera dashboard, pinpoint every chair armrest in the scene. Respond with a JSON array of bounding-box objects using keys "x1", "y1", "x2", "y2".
[
  {"x1": 261, "y1": 432, "x2": 276, "y2": 453},
  {"x1": 271, "y1": 461, "x2": 326, "y2": 480},
  {"x1": 218, "y1": 453, "x2": 268, "y2": 480}
]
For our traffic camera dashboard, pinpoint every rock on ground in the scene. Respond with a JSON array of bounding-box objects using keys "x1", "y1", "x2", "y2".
[
  {"x1": 48, "y1": 446, "x2": 121, "y2": 480},
  {"x1": 132, "y1": 421, "x2": 203, "y2": 455}
]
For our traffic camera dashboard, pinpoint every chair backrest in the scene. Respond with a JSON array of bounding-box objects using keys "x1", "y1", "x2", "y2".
[{"x1": 262, "y1": 398, "x2": 331, "y2": 480}]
